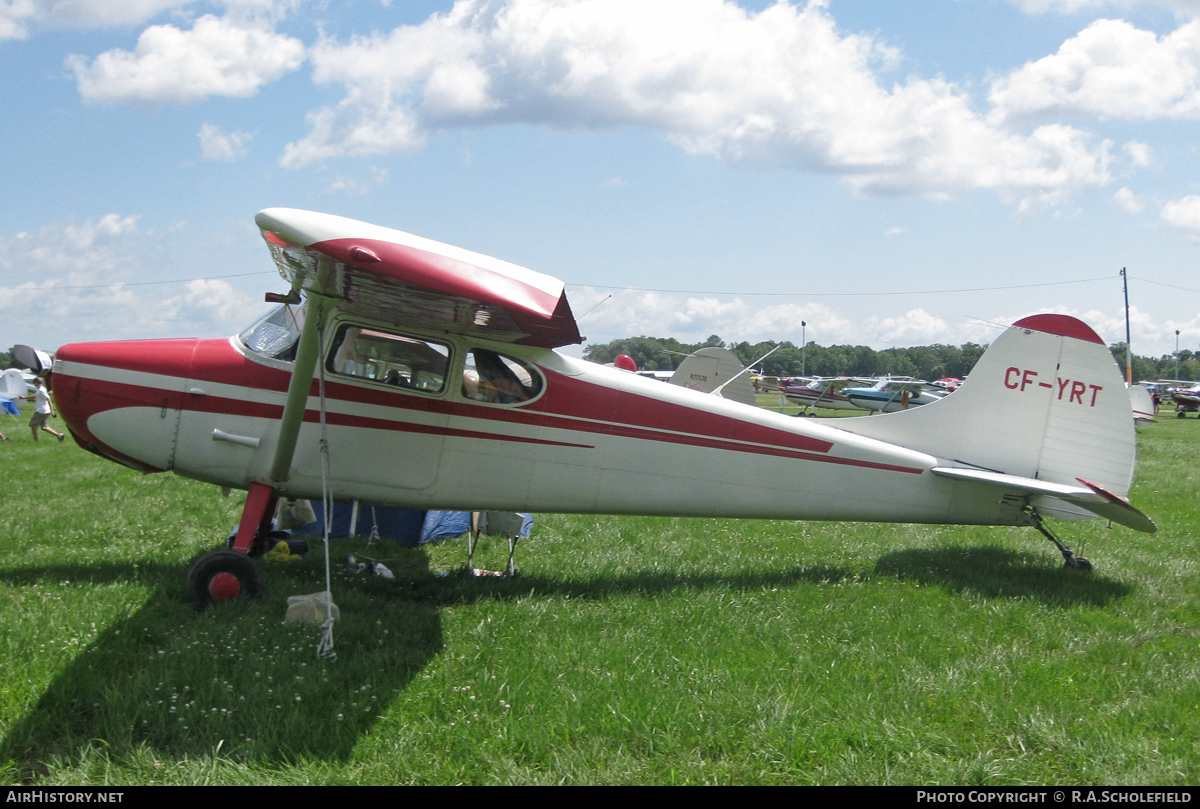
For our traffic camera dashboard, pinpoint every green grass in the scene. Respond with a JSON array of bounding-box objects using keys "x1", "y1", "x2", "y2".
[{"x1": 1, "y1": 403, "x2": 1197, "y2": 784}]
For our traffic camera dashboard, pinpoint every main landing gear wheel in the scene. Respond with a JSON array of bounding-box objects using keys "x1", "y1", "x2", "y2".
[
  {"x1": 187, "y1": 549, "x2": 263, "y2": 608},
  {"x1": 1064, "y1": 555, "x2": 1093, "y2": 572}
]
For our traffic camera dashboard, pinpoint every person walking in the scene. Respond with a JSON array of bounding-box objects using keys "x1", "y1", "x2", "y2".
[{"x1": 29, "y1": 378, "x2": 64, "y2": 443}]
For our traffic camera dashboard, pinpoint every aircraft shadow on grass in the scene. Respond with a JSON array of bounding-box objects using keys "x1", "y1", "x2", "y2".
[
  {"x1": 0, "y1": 542, "x2": 1125, "y2": 775},
  {"x1": 873, "y1": 545, "x2": 1131, "y2": 605}
]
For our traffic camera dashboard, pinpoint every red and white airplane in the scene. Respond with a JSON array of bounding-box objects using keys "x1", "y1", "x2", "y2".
[{"x1": 36, "y1": 208, "x2": 1154, "y2": 604}]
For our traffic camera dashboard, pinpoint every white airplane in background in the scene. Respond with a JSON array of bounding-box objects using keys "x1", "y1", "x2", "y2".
[
  {"x1": 28, "y1": 208, "x2": 1154, "y2": 605},
  {"x1": 779, "y1": 377, "x2": 871, "y2": 413},
  {"x1": 842, "y1": 378, "x2": 949, "y2": 414}
]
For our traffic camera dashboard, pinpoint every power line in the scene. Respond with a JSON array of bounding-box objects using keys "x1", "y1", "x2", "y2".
[
  {"x1": 6, "y1": 269, "x2": 1188, "y2": 302},
  {"x1": 565, "y1": 275, "x2": 1114, "y2": 298},
  {"x1": 1137, "y1": 277, "x2": 1200, "y2": 295},
  {"x1": 0, "y1": 271, "x2": 275, "y2": 293}
]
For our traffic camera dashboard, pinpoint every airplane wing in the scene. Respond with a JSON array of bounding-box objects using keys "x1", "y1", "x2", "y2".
[
  {"x1": 820, "y1": 378, "x2": 865, "y2": 394},
  {"x1": 880, "y1": 380, "x2": 930, "y2": 393},
  {"x1": 255, "y1": 208, "x2": 582, "y2": 348}
]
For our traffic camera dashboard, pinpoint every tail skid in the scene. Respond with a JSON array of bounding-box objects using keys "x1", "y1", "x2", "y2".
[{"x1": 831, "y1": 314, "x2": 1154, "y2": 533}]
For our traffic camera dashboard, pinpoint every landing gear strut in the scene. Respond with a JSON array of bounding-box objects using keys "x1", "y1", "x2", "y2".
[{"x1": 1026, "y1": 508, "x2": 1093, "y2": 572}]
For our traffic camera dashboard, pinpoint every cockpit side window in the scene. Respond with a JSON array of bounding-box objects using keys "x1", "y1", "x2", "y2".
[
  {"x1": 327, "y1": 324, "x2": 450, "y2": 394},
  {"x1": 462, "y1": 349, "x2": 543, "y2": 404},
  {"x1": 239, "y1": 303, "x2": 306, "y2": 362}
]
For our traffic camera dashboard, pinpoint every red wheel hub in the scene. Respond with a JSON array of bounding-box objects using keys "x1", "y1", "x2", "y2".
[{"x1": 208, "y1": 572, "x2": 242, "y2": 602}]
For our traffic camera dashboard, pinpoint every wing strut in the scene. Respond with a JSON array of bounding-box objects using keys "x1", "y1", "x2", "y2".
[{"x1": 230, "y1": 273, "x2": 334, "y2": 555}]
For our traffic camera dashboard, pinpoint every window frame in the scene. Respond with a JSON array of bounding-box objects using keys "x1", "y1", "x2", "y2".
[
  {"x1": 324, "y1": 321, "x2": 454, "y2": 397},
  {"x1": 460, "y1": 346, "x2": 546, "y2": 407}
]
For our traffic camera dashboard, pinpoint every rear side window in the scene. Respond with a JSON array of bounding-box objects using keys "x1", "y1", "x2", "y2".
[
  {"x1": 462, "y1": 349, "x2": 543, "y2": 404},
  {"x1": 328, "y1": 324, "x2": 450, "y2": 394}
]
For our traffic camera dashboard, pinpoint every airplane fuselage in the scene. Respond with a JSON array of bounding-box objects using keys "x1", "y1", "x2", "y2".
[{"x1": 53, "y1": 318, "x2": 1023, "y2": 529}]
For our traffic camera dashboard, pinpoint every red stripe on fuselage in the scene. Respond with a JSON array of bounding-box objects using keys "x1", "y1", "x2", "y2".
[
  {"x1": 57, "y1": 337, "x2": 923, "y2": 475},
  {"x1": 527, "y1": 369, "x2": 836, "y2": 453}
]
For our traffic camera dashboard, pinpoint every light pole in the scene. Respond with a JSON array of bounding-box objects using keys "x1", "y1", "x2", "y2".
[
  {"x1": 801, "y1": 321, "x2": 807, "y2": 377},
  {"x1": 1175, "y1": 330, "x2": 1180, "y2": 379}
]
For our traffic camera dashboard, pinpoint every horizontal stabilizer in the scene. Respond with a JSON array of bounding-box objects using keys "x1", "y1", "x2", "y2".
[{"x1": 931, "y1": 467, "x2": 1156, "y2": 533}]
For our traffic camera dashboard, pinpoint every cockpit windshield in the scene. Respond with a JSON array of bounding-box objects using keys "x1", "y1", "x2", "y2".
[{"x1": 238, "y1": 302, "x2": 306, "y2": 362}]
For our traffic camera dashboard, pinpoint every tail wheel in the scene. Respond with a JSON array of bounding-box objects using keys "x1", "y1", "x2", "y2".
[{"x1": 187, "y1": 549, "x2": 263, "y2": 608}]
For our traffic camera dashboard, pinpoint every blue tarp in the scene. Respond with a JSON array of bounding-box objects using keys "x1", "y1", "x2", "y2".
[
  {"x1": 0, "y1": 397, "x2": 19, "y2": 416},
  {"x1": 276, "y1": 503, "x2": 531, "y2": 546},
  {"x1": 293, "y1": 501, "x2": 427, "y2": 546},
  {"x1": 421, "y1": 510, "x2": 472, "y2": 542}
]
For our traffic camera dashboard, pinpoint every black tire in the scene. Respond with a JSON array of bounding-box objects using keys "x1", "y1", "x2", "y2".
[
  {"x1": 187, "y1": 549, "x2": 263, "y2": 608},
  {"x1": 1064, "y1": 555, "x2": 1093, "y2": 572}
]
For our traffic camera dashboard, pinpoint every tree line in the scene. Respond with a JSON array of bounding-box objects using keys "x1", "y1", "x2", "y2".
[
  {"x1": 583, "y1": 336, "x2": 1200, "y2": 383},
  {"x1": 5, "y1": 340, "x2": 1197, "y2": 384}
]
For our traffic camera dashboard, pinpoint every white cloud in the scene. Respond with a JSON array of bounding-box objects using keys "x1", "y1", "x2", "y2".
[
  {"x1": 0, "y1": 0, "x2": 37, "y2": 39},
  {"x1": 989, "y1": 18, "x2": 1200, "y2": 122},
  {"x1": 573, "y1": 287, "x2": 878, "y2": 347},
  {"x1": 323, "y1": 166, "x2": 389, "y2": 194},
  {"x1": 1112, "y1": 186, "x2": 1146, "y2": 212},
  {"x1": 0, "y1": 215, "x2": 261, "y2": 349},
  {"x1": 1161, "y1": 194, "x2": 1200, "y2": 236},
  {"x1": 8, "y1": 0, "x2": 293, "y2": 33},
  {"x1": 1, "y1": 0, "x2": 192, "y2": 39},
  {"x1": 567, "y1": 287, "x2": 1186, "y2": 355},
  {"x1": 68, "y1": 13, "x2": 305, "y2": 104},
  {"x1": 281, "y1": 0, "x2": 1112, "y2": 207},
  {"x1": 198, "y1": 123, "x2": 253, "y2": 160},
  {"x1": 1, "y1": 0, "x2": 188, "y2": 39},
  {"x1": 42, "y1": 0, "x2": 192, "y2": 28},
  {"x1": 883, "y1": 227, "x2": 907, "y2": 237},
  {"x1": 865, "y1": 308, "x2": 953, "y2": 344},
  {"x1": 1007, "y1": 0, "x2": 1200, "y2": 16},
  {"x1": 0, "y1": 214, "x2": 142, "y2": 275},
  {"x1": 1124, "y1": 140, "x2": 1152, "y2": 166},
  {"x1": 162, "y1": 277, "x2": 258, "y2": 325}
]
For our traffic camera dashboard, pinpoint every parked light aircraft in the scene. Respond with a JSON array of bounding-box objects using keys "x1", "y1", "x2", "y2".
[
  {"x1": 842, "y1": 379, "x2": 949, "y2": 414},
  {"x1": 778, "y1": 377, "x2": 869, "y2": 413},
  {"x1": 34, "y1": 208, "x2": 1154, "y2": 605},
  {"x1": 1126, "y1": 384, "x2": 1155, "y2": 424},
  {"x1": 1168, "y1": 383, "x2": 1200, "y2": 417}
]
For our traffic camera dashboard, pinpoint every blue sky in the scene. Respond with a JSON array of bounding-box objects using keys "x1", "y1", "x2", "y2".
[{"x1": 3, "y1": 0, "x2": 1200, "y2": 361}]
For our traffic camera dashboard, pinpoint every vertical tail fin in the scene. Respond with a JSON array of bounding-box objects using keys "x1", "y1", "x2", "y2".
[
  {"x1": 833, "y1": 315, "x2": 1136, "y2": 498},
  {"x1": 669, "y1": 347, "x2": 757, "y2": 406}
]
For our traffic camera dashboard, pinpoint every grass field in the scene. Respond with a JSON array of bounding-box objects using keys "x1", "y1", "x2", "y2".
[{"x1": 1, "y1": 402, "x2": 1197, "y2": 785}]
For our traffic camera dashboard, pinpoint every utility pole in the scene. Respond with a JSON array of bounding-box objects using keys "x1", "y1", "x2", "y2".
[
  {"x1": 1176, "y1": 330, "x2": 1181, "y2": 379},
  {"x1": 1121, "y1": 268, "x2": 1132, "y2": 385},
  {"x1": 801, "y1": 321, "x2": 806, "y2": 377}
]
